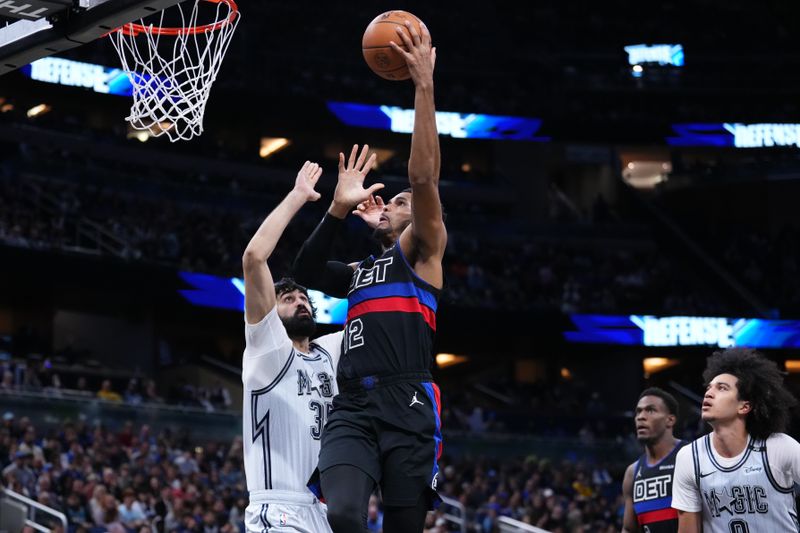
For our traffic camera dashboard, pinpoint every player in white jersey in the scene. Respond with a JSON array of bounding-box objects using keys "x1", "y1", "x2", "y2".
[
  {"x1": 241, "y1": 161, "x2": 342, "y2": 533},
  {"x1": 672, "y1": 348, "x2": 800, "y2": 532}
]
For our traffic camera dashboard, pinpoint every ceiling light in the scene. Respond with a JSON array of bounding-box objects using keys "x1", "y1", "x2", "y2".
[
  {"x1": 435, "y1": 353, "x2": 468, "y2": 368},
  {"x1": 260, "y1": 137, "x2": 291, "y2": 159},
  {"x1": 643, "y1": 357, "x2": 679, "y2": 378},
  {"x1": 27, "y1": 104, "x2": 51, "y2": 118},
  {"x1": 785, "y1": 360, "x2": 800, "y2": 373}
]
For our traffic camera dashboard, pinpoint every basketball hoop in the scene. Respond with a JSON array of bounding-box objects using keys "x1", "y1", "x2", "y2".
[{"x1": 108, "y1": 0, "x2": 240, "y2": 142}]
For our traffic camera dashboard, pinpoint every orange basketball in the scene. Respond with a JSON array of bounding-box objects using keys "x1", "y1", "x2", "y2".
[{"x1": 362, "y1": 10, "x2": 425, "y2": 81}]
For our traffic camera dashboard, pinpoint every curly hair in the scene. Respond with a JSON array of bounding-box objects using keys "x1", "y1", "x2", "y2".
[
  {"x1": 702, "y1": 348, "x2": 797, "y2": 440},
  {"x1": 274, "y1": 277, "x2": 317, "y2": 319}
]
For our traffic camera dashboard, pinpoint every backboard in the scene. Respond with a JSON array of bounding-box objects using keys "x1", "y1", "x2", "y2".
[{"x1": 0, "y1": 0, "x2": 184, "y2": 75}]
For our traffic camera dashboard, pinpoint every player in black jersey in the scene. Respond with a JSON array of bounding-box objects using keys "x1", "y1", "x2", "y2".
[
  {"x1": 622, "y1": 388, "x2": 686, "y2": 533},
  {"x1": 292, "y1": 20, "x2": 445, "y2": 533}
]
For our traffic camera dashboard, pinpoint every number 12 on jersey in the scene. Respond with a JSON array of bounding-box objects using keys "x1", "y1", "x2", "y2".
[{"x1": 344, "y1": 318, "x2": 364, "y2": 353}]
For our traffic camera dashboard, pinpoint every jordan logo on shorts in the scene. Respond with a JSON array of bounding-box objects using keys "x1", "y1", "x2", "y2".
[{"x1": 409, "y1": 392, "x2": 424, "y2": 407}]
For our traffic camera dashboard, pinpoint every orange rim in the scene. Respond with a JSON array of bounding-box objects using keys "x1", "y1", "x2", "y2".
[{"x1": 116, "y1": 0, "x2": 238, "y2": 36}]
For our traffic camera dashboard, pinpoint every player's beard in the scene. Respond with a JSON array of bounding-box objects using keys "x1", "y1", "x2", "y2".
[
  {"x1": 283, "y1": 314, "x2": 316, "y2": 340},
  {"x1": 637, "y1": 429, "x2": 663, "y2": 446},
  {"x1": 372, "y1": 219, "x2": 409, "y2": 248},
  {"x1": 372, "y1": 225, "x2": 393, "y2": 245}
]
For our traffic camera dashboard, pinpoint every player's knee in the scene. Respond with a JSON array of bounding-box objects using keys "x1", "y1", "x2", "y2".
[
  {"x1": 326, "y1": 501, "x2": 364, "y2": 533},
  {"x1": 328, "y1": 500, "x2": 367, "y2": 533}
]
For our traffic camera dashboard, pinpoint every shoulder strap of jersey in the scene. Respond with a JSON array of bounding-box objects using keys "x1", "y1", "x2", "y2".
[{"x1": 760, "y1": 436, "x2": 795, "y2": 493}]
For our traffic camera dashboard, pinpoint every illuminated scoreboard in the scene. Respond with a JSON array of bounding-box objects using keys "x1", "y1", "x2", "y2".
[
  {"x1": 566, "y1": 314, "x2": 800, "y2": 349},
  {"x1": 22, "y1": 57, "x2": 134, "y2": 96},
  {"x1": 668, "y1": 123, "x2": 800, "y2": 148},
  {"x1": 327, "y1": 101, "x2": 550, "y2": 142}
]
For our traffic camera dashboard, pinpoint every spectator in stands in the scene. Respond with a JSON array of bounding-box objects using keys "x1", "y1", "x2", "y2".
[
  {"x1": 64, "y1": 490, "x2": 93, "y2": 530},
  {"x1": 2, "y1": 450, "x2": 36, "y2": 496},
  {"x1": 118, "y1": 488, "x2": 148, "y2": 529},
  {"x1": 175, "y1": 450, "x2": 199, "y2": 476},
  {"x1": 1, "y1": 369, "x2": 14, "y2": 390},
  {"x1": 210, "y1": 381, "x2": 232, "y2": 410},
  {"x1": 142, "y1": 379, "x2": 163, "y2": 403},
  {"x1": 89, "y1": 484, "x2": 108, "y2": 525},
  {"x1": 101, "y1": 494, "x2": 127, "y2": 533},
  {"x1": 75, "y1": 376, "x2": 91, "y2": 395},
  {"x1": 97, "y1": 379, "x2": 123, "y2": 402},
  {"x1": 18, "y1": 425, "x2": 44, "y2": 462},
  {"x1": 124, "y1": 378, "x2": 144, "y2": 405}
]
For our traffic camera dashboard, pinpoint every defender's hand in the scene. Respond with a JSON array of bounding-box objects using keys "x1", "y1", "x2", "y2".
[
  {"x1": 331, "y1": 144, "x2": 383, "y2": 212},
  {"x1": 293, "y1": 161, "x2": 323, "y2": 202},
  {"x1": 352, "y1": 194, "x2": 386, "y2": 229}
]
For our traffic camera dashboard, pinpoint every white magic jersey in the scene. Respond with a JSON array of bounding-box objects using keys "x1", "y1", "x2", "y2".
[
  {"x1": 242, "y1": 308, "x2": 342, "y2": 497},
  {"x1": 673, "y1": 433, "x2": 800, "y2": 532}
]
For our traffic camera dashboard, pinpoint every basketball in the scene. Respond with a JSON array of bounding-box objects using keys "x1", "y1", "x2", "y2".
[{"x1": 362, "y1": 10, "x2": 426, "y2": 81}]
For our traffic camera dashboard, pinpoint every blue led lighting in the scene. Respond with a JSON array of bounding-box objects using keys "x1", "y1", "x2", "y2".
[
  {"x1": 566, "y1": 314, "x2": 800, "y2": 349},
  {"x1": 327, "y1": 101, "x2": 549, "y2": 141},
  {"x1": 22, "y1": 57, "x2": 134, "y2": 96},
  {"x1": 179, "y1": 271, "x2": 347, "y2": 325}
]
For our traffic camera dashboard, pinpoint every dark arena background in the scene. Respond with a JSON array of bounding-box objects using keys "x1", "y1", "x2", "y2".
[{"x1": 2, "y1": 1, "x2": 800, "y2": 532}]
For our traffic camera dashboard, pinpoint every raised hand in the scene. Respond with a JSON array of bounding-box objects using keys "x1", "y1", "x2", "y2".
[
  {"x1": 389, "y1": 20, "x2": 435, "y2": 88},
  {"x1": 292, "y1": 161, "x2": 323, "y2": 202},
  {"x1": 330, "y1": 144, "x2": 383, "y2": 215},
  {"x1": 352, "y1": 194, "x2": 386, "y2": 229}
]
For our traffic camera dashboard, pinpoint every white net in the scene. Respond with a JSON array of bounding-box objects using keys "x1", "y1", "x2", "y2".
[{"x1": 108, "y1": 0, "x2": 240, "y2": 142}]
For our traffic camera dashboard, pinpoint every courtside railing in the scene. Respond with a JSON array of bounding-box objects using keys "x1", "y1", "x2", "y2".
[
  {"x1": 438, "y1": 495, "x2": 467, "y2": 533},
  {"x1": 3, "y1": 487, "x2": 68, "y2": 533},
  {"x1": 498, "y1": 516, "x2": 551, "y2": 533}
]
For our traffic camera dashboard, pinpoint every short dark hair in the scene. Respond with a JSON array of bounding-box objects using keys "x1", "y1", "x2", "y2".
[
  {"x1": 702, "y1": 348, "x2": 797, "y2": 440},
  {"x1": 638, "y1": 387, "x2": 679, "y2": 417},
  {"x1": 274, "y1": 277, "x2": 316, "y2": 319}
]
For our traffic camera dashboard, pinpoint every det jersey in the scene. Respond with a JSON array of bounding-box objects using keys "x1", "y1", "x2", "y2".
[
  {"x1": 691, "y1": 435, "x2": 799, "y2": 533},
  {"x1": 340, "y1": 244, "x2": 440, "y2": 380},
  {"x1": 241, "y1": 308, "x2": 342, "y2": 495},
  {"x1": 633, "y1": 441, "x2": 686, "y2": 532}
]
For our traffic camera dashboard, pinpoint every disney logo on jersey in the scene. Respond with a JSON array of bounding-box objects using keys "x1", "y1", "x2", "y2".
[
  {"x1": 703, "y1": 486, "x2": 768, "y2": 517},
  {"x1": 634, "y1": 475, "x2": 671, "y2": 501},
  {"x1": 350, "y1": 257, "x2": 393, "y2": 293},
  {"x1": 297, "y1": 370, "x2": 334, "y2": 398}
]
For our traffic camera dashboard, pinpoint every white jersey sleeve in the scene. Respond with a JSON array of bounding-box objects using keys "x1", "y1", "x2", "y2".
[
  {"x1": 311, "y1": 330, "x2": 344, "y2": 372},
  {"x1": 671, "y1": 443, "x2": 702, "y2": 512},
  {"x1": 765, "y1": 433, "x2": 800, "y2": 487},
  {"x1": 242, "y1": 308, "x2": 293, "y2": 388}
]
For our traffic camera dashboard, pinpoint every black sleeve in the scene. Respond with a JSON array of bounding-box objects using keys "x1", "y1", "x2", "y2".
[{"x1": 292, "y1": 213, "x2": 353, "y2": 298}]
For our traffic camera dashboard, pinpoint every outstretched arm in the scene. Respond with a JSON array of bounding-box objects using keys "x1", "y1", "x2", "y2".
[
  {"x1": 292, "y1": 144, "x2": 382, "y2": 296},
  {"x1": 243, "y1": 161, "x2": 322, "y2": 324},
  {"x1": 391, "y1": 21, "x2": 447, "y2": 287}
]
